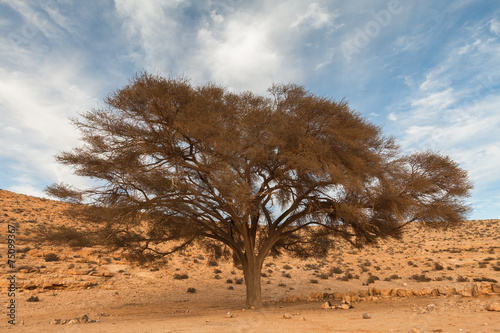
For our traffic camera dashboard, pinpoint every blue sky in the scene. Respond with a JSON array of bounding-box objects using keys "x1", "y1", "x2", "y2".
[{"x1": 0, "y1": 0, "x2": 499, "y2": 219}]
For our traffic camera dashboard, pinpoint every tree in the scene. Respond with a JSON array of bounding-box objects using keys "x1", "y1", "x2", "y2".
[{"x1": 47, "y1": 73, "x2": 472, "y2": 308}]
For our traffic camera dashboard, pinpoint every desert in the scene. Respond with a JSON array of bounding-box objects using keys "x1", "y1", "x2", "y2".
[{"x1": 1, "y1": 188, "x2": 499, "y2": 332}]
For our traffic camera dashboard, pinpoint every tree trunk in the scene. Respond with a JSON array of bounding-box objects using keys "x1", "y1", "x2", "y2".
[{"x1": 242, "y1": 257, "x2": 263, "y2": 308}]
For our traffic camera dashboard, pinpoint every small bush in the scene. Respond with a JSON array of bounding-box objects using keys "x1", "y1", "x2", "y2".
[
  {"x1": 214, "y1": 268, "x2": 222, "y2": 274},
  {"x1": 214, "y1": 274, "x2": 221, "y2": 279},
  {"x1": 173, "y1": 273, "x2": 189, "y2": 280},
  {"x1": 492, "y1": 266, "x2": 500, "y2": 271},
  {"x1": 330, "y1": 266, "x2": 343, "y2": 274},
  {"x1": 410, "y1": 274, "x2": 432, "y2": 282},
  {"x1": 235, "y1": 278, "x2": 243, "y2": 285},
  {"x1": 473, "y1": 277, "x2": 498, "y2": 283},
  {"x1": 283, "y1": 264, "x2": 293, "y2": 270},
  {"x1": 207, "y1": 259, "x2": 218, "y2": 267},
  {"x1": 318, "y1": 273, "x2": 329, "y2": 280},
  {"x1": 310, "y1": 279, "x2": 319, "y2": 284},
  {"x1": 282, "y1": 272, "x2": 291, "y2": 279},
  {"x1": 365, "y1": 275, "x2": 380, "y2": 285},
  {"x1": 27, "y1": 296, "x2": 39, "y2": 302},
  {"x1": 434, "y1": 263, "x2": 444, "y2": 271},
  {"x1": 17, "y1": 246, "x2": 31, "y2": 254},
  {"x1": 226, "y1": 279, "x2": 233, "y2": 284},
  {"x1": 278, "y1": 283, "x2": 286, "y2": 287},
  {"x1": 228, "y1": 286, "x2": 234, "y2": 290},
  {"x1": 187, "y1": 287, "x2": 197, "y2": 293},
  {"x1": 339, "y1": 272, "x2": 353, "y2": 281},
  {"x1": 44, "y1": 253, "x2": 60, "y2": 262}
]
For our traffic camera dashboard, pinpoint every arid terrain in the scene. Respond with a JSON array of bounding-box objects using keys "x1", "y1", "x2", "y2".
[{"x1": 1, "y1": 189, "x2": 499, "y2": 332}]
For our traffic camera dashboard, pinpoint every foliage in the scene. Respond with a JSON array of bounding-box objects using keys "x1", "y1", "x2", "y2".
[{"x1": 45, "y1": 73, "x2": 472, "y2": 307}]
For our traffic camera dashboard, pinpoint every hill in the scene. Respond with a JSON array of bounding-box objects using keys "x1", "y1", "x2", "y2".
[{"x1": 1, "y1": 188, "x2": 499, "y2": 332}]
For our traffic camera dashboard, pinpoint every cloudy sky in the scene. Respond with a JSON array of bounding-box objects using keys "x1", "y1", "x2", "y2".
[{"x1": 0, "y1": 0, "x2": 499, "y2": 219}]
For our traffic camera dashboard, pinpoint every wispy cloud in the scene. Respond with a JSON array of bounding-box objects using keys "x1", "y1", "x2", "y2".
[{"x1": 0, "y1": 0, "x2": 499, "y2": 219}]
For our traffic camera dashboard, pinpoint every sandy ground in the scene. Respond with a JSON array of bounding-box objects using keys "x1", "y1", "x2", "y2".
[{"x1": 1, "y1": 189, "x2": 500, "y2": 332}]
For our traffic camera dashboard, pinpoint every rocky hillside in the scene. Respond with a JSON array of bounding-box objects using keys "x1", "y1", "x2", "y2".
[{"x1": 1, "y1": 188, "x2": 499, "y2": 301}]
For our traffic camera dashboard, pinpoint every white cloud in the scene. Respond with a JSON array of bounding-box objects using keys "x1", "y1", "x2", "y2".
[
  {"x1": 411, "y1": 88, "x2": 455, "y2": 112},
  {"x1": 290, "y1": 3, "x2": 337, "y2": 29},
  {"x1": 490, "y1": 18, "x2": 500, "y2": 35},
  {"x1": 388, "y1": 112, "x2": 398, "y2": 121}
]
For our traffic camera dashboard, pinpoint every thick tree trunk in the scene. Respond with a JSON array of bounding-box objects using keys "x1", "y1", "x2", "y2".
[{"x1": 242, "y1": 258, "x2": 263, "y2": 308}]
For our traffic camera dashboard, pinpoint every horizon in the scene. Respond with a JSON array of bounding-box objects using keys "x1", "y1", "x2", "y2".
[{"x1": 1, "y1": 1, "x2": 499, "y2": 219}]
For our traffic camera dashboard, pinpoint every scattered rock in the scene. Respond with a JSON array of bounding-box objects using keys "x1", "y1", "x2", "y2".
[
  {"x1": 283, "y1": 313, "x2": 292, "y2": 319},
  {"x1": 50, "y1": 319, "x2": 62, "y2": 325},
  {"x1": 485, "y1": 302, "x2": 500, "y2": 312},
  {"x1": 411, "y1": 329, "x2": 420, "y2": 333},
  {"x1": 362, "y1": 312, "x2": 371, "y2": 319},
  {"x1": 321, "y1": 301, "x2": 331, "y2": 309}
]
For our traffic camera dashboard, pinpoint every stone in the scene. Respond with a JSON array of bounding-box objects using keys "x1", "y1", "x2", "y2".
[
  {"x1": 485, "y1": 302, "x2": 500, "y2": 312},
  {"x1": 362, "y1": 312, "x2": 371, "y2": 319},
  {"x1": 380, "y1": 289, "x2": 391, "y2": 296},
  {"x1": 396, "y1": 289, "x2": 409, "y2": 297},
  {"x1": 81, "y1": 314, "x2": 89, "y2": 323},
  {"x1": 321, "y1": 301, "x2": 331, "y2": 309},
  {"x1": 492, "y1": 284, "x2": 500, "y2": 293},
  {"x1": 283, "y1": 313, "x2": 292, "y2": 319},
  {"x1": 333, "y1": 292, "x2": 345, "y2": 300},
  {"x1": 411, "y1": 329, "x2": 421, "y2": 333},
  {"x1": 339, "y1": 304, "x2": 351, "y2": 310}
]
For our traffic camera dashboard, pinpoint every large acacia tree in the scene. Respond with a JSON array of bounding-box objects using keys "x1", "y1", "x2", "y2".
[{"x1": 47, "y1": 73, "x2": 472, "y2": 308}]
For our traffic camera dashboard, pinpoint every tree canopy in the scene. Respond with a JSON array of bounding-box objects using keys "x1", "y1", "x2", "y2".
[{"x1": 47, "y1": 73, "x2": 472, "y2": 307}]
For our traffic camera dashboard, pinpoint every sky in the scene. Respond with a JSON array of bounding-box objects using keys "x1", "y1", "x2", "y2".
[{"x1": 0, "y1": 0, "x2": 499, "y2": 219}]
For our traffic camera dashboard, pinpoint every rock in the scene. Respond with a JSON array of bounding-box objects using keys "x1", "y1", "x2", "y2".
[
  {"x1": 321, "y1": 301, "x2": 331, "y2": 309},
  {"x1": 225, "y1": 314, "x2": 233, "y2": 318},
  {"x1": 301, "y1": 316, "x2": 306, "y2": 321},
  {"x1": 485, "y1": 302, "x2": 500, "y2": 311},
  {"x1": 50, "y1": 319, "x2": 62, "y2": 325},
  {"x1": 332, "y1": 292, "x2": 345, "y2": 300},
  {"x1": 380, "y1": 289, "x2": 391, "y2": 296},
  {"x1": 362, "y1": 312, "x2": 371, "y2": 319},
  {"x1": 81, "y1": 314, "x2": 89, "y2": 323},
  {"x1": 342, "y1": 295, "x2": 351, "y2": 303},
  {"x1": 492, "y1": 284, "x2": 500, "y2": 293},
  {"x1": 396, "y1": 289, "x2": 409, "y2": 297},
  {"x1": 283, "y1": 313, "x2": 292, "y2": 319},
  {"x1": 339, "y1": 304, "x2": 351, "y2": 310},
  {"x1": 411, "y1": 329, "x2": 420, "y2": 333}
]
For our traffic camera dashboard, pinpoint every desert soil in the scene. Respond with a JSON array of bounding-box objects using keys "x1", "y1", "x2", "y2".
[{"x1": 1, "y1": 189, "x2": 499, "y2": 332}]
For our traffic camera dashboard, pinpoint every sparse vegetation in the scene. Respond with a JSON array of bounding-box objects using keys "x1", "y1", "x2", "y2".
[
  {"x1": 26, "y1": 296, "x2": 40, "y2": 302},
  {"x1": 410, "y1": 274, "x2": 432, "y2": 282},
  {"x1": 44, "y1": 253, "x2": 60, "y2": 262}
]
